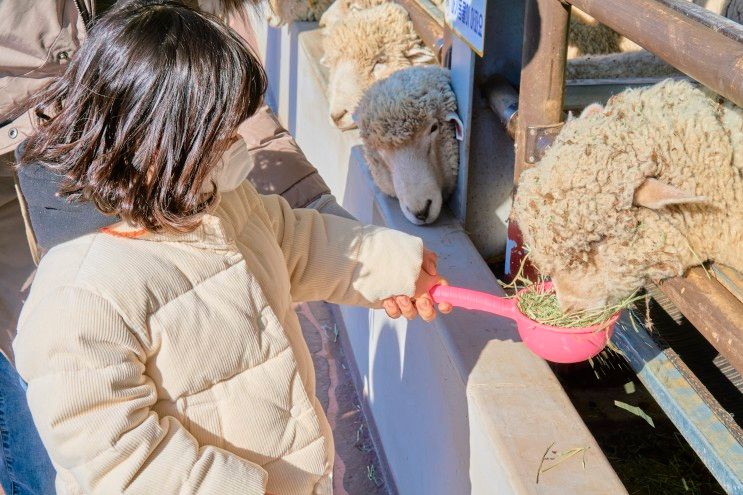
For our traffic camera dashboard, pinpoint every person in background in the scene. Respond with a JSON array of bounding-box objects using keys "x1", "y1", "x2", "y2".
[{"x1": 14, "y1": 3, "x2": 449, "y2": 493}]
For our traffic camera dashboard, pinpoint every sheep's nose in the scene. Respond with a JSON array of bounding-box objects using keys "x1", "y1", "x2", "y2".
[
  {"x1": 414, "y1": 200, "x2": 433, "y2": 222},
  {"x1": 331, "y1": 109, "x2": 348, "y2": 124}
]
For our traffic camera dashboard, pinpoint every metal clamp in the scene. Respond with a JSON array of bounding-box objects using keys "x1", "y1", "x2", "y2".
[{"x1": 525, "y1": 123, "x2": 564, "y2": 164}]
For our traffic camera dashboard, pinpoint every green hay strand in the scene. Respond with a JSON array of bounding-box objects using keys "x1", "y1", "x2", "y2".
[{"x1": 500, "y1": 253, "x2": 643, "y2": 328}]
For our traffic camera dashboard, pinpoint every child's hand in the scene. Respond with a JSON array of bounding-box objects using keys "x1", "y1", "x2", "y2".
[{"x1": 382, "y1": 248, "x2": 453, "y2": 322}]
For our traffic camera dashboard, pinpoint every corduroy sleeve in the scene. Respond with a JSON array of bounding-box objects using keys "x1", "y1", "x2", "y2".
[
  {"x1": 258, "y1": 193, "x2": 424, "y2": 306},
  {"x1": 14, "y1": 286, "x2": 268, "y2": 495}
]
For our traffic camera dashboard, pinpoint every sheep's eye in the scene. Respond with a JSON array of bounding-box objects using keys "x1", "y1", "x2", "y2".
[{"x1": 430, "y1": 122, "x2": 439, "y2": 133}]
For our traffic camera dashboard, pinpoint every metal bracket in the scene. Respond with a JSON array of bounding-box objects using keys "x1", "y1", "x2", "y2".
[
  {"x1": 436, "y1": 27, "x2": 454, "y2": 68},
  {"x1": 525, "y1": 123, "x2": 564, "y2": 164}
]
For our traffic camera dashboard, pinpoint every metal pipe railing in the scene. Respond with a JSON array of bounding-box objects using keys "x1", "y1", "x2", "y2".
[
  {"x1": 654, "y1": 0, "x2": 743, "y2": 43},
  {"x1": 513, "y1": 0, "x2": 570, "y2": 181},
  {"x1": 482, "y1": 76, "x2": 519, "y2": 139},
  {"x1": 568, "y1": 0, "x2": 743, "y2": 108}
]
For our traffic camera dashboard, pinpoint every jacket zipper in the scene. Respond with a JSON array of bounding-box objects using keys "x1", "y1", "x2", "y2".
[{"x1": 74, "y1": 0, "x2": 93, "y2": 32}]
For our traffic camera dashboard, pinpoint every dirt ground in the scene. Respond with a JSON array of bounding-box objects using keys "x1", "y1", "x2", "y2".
[{"x1": 0, "y1": 176, "x2": 390, "y2": 495}]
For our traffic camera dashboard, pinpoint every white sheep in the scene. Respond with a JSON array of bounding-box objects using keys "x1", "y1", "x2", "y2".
[
  {"x1": 321, "y1": 2, "x2": 435, "y2": 129},
  {"x1": 355, "y1": 66, "x2": 461, "y2": 225},
  {"x1": 318, "y1": 0, "x2": 387, "y2": 27},
  {"x1": 267, "y1": 0, "x2": 333, "y2": 25},
  {"x1": 512, "y1": 79, "x2": 743, "y2": 311}
]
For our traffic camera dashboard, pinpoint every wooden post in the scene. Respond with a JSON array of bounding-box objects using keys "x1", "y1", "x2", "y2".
[{"x1": 506, "y1": 0, "x2": 570, "y2": 279}]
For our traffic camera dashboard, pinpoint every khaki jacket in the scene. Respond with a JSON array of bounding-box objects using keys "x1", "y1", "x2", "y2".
[
  {"x1": 0, "y1": 0, "x2": 328, "y2": 207},
  {"x1": 14, "y1": 182, "x2": 424, "y2": 494}
]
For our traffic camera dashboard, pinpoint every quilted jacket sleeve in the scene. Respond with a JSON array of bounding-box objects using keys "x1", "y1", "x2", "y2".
[
  {"x1": 14, "y1": 286, "x2": 268, "y2": 495},
  {"x1": 259, "y1": 193, "x2": 424, "y2": 306}
]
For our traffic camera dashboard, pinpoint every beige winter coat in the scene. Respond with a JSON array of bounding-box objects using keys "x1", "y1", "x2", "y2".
[{"x1": 13, "y1": 182, "x2": 423, "y2": 494}]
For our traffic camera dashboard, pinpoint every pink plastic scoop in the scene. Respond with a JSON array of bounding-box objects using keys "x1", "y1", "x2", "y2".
[{"x1": 429, "y1": 283, "x2": 618, "y2": 363}]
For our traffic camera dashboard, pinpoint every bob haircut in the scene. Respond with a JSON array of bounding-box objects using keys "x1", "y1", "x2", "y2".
[{"x1": 19, "y1": 0, "x2": 267, "y2": 232}]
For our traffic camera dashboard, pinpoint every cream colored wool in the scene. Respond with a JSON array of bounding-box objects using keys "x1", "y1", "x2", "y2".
[
  {"x1": 267, "y1": 0, "x2": 333, "y2": 25},
  {"x1": 14, "y1": 182, "x2": 423, "y2": 495},
  {"x1": 567, "y1": 9, "x2": 642, "y2": 59},
  {"x1": 513, "y1": 79, "x2": 743, "y2": 308},
  {"x1": 321, "y1": 3, "x2": 435, "y2": 129},
  {"x1": 318, "y1": 0, "x2": 387, "y2": 27},
  {"x1": 321, "y1": 3, "x2": 429, "y2": 71},
  {"x1": 355, "y1": 66, "x2": 458, "y2": 213}
]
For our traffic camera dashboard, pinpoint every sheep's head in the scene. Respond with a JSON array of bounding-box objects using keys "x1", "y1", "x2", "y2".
[
  {"x1": 321, "y1": 3, "x2": 435, "y2": 130},
  {"x1": 319, "y1": 0, "x2": 388, "y2": 27},
  {"x1": 513, "y1": 99, "x2": 708, "y2": 311},
  {"x1": 267, "y1": 0, "x2": 308, "y2": 26},
  {"x1": 356, "y1": 66, "x2": 461, "y2": 225}
]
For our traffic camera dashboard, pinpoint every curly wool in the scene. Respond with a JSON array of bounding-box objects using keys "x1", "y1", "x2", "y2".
[
  {"x1": 567, "y1": 10, "x2": 641, "y2": 58},
  {"x1": 318, "y1": 0, "x2": 388, "y2": 26},
  {"x1": 513, "y1": 79, "x2": 743, "y2": 299},
  {"x1": 322, "y1": 3, "x2": 428, "y2": 71},
  {"x1": 355, "y1": 66, "x2": 459, "y2": 198},
  {"x1": 267, "y1": 0, "x2": 333, "y2": 25}
]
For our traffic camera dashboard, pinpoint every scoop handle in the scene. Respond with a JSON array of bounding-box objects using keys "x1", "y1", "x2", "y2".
[{"x1": 429, "y1": 285, "x2": 517, "y2": 319}]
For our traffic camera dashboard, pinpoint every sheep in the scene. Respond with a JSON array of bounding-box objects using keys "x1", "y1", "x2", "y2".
[
  {"x1": 354, "y1": 66, "x2": 461, "y2": 225},
  {"x1": 512, "y1": 79, "x2": 743, "y2": 312},
  {"x1": 266, "y1": 0, "x2": 333, "y2": 26},
  {"x1": 318, "y1": 0, "x2": 387, "y2": 27},
  {"x1": 567, "y1": 9, "x2": 641, "y2": 58},
  {"x1": 321, "y1": 3, "x2": 436, "y2": 130}
]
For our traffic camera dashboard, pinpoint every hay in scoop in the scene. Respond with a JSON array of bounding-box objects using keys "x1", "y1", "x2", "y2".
[
  {"x1": 501, "y1": 255, "x2": 642, "y2": 329},
  {"x1": 516, "y1": 285, "x2": 640, "y2": 329}
]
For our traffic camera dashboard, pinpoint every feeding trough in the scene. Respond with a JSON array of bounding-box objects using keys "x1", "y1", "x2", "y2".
[{"x1": 429, "y1": 282, "x2": 619, "y2": 363}]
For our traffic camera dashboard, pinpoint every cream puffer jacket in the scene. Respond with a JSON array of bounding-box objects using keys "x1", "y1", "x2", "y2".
[{"x1": 13, "y1": 182, "x2": 423, "y2": 495}]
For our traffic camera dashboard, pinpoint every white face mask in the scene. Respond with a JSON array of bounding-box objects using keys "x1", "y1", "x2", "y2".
[{"x1": 203, "y1": 137, "x2": 253, "y2": 194}]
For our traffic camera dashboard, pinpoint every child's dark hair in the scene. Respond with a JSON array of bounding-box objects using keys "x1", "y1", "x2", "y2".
[{"x1": 19, "y1": 0, "x2": 267, "y2": 232}]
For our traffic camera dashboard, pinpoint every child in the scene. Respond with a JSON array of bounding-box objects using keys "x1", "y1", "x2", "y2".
[{"x1": 12, "y1": 2, "x2": 449, "y2": 494}]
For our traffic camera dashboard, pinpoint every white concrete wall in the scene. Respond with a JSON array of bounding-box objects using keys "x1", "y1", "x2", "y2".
[{"x1": 256, "y1": 21, "x2": 627, "y2": 495}]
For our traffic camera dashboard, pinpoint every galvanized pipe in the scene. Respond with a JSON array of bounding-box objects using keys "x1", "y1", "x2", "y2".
[
  {"x1": 567, "y1": 0, "x2": 743, "y2": 108},
  {"x1": 481, "y1": 76, "x2": 519, "y2": 139}
]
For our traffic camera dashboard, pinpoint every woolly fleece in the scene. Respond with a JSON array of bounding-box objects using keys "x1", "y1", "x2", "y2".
[
  {"x1": 268, "y1": 0, "x2": 333, "y2": 25},
  {"x1": 567, "y1": 10, "x2": 641, "y2": 58},
  {"x1": 321, "y1": 3, "x2": 430, "y2": 72},
  {"x1": 513, "y1": 79, "x2": 743, "y2": 304},
  {"x1": 355, "y1": 66, "x2": 459, "y2": 200},
  {"x1": 319, "y1": 0, "x2": 388, "y2": 26}
]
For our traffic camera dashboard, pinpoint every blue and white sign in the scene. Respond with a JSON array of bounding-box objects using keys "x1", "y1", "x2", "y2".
[{"x1": 445, "y1": 0, "x2": 486, "y2": 56}]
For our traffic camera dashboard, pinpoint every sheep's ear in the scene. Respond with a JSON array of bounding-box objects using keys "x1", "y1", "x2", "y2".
[
  {"x1": 405, "y1": 46, "x2": 436, "y2": 65},
  {"x1": 446, "y1": 112, "x2": 464, "y2": 141},
  {"x1": 633, "y1": 178, "x2": 707, "y2": 209},
  {"x1": 580, "y1": 103, "x2": 604, "y2": 119}
]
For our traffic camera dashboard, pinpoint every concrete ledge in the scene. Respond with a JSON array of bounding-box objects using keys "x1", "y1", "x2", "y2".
[
  {"x1": 284, "y1": 26, "x2": 628, "y2": 495},
  {"x1": 340, "y1": 147, "x2": 626, "y2": 494}
]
